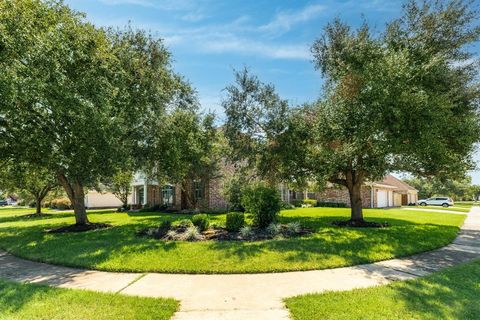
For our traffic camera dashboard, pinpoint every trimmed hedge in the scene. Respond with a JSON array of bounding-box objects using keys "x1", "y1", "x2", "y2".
[
  {"x1": 191, "y1": 214, "x2": 210, "y2": 231},
  {"x1": 316, "y1": 201, "x2": 347, "y2": 208},
  {"x1": 303, "y1": 199, "x2": 317, "y2": 207}
]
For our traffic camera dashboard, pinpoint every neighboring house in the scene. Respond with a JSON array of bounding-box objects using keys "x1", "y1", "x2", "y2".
[
  {"x1": 5, "y1": 195, "x2": 17, "y2": 205},
  {"x1": 282, "y1": 174, "x2": 417, "y2": 208},
  {"x1": 84, "y1": 190, "x2": 123, "y2": 209}
]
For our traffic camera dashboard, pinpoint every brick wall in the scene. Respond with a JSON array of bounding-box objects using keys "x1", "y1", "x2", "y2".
[{"x1": 314, "y1": 186, "x2": 372, "y2": 208}]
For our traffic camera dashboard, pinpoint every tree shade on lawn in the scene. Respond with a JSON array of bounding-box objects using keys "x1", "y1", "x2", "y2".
[
  {"x1": 285, "y1": 259, "x2": 480, "y2": 320},
  {"x1": 0, "y1": 278, "x2": 178, "y2": 320},
  {"x1": 0, "y1": 0, "x2": 193, "y2": 226},
  {"x1": 0, "y1": 207, "x2": 465, "y2": 274}
]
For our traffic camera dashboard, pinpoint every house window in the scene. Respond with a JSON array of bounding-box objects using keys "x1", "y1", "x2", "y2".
[
  {"x1": 138, "y1": 187, "x2": 144, "y2": 205},
  {"x1": 161, "y1": 185, "x2": 175, "y2": 206},
  {"x1": 193, "y1": 180, "x2": 205, "y2": 200}
]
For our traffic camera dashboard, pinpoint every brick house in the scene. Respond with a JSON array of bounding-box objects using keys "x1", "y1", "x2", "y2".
[
  {"x1": 86, "y1": 162, "x2": 416, "y2": 210},
  {"x1": 280, "y1": 174, "x2": 418, "y2": 208},
  {"x1": 129, "y1": 160, "x2": 235, "y2": 211}
]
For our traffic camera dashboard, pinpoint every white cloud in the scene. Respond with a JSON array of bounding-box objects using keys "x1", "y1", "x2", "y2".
[
  {"x1": 259, "y1": 4, "x2": 326, "y2": 35},
  {"x1": 98, "y1": 0, "x2": 206, "y2": 12},
  {"x1": 199, "y1": 36, "x2": 310, "y2": 59}
]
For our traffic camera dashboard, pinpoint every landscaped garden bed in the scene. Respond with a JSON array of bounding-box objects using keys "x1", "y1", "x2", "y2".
[{"x1": 138, "y1": 220, "x2": 312, "y2": 241}]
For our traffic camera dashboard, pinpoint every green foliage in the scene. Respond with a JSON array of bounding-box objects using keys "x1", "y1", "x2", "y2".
[
  {"x1": 266, "y1": 223, "x2": 281, "y2": 237},
  {"x1": 108, "y1": 171, "x2": 133, "y2": 208},
  {"x1": 178, "y1": 219, "x2": 194, "y2": 228},
  {"x1": 223, "y1": 0, "x2": 480, "y2": 222},
  {"x1": 0, "y1": 161, "x2": 57, "y2": 214},
  {"x1": 404, "y1": 176, "x2": 479, "y2": 201},
  {"x1": 242, "y1": 183, "x2": 281, "y2": 228},
  {"x1": 226, "y1": 212, "x2": 245, "y2": 232},
  {"x1": 292, "y1": 200, "x2": 303, "y2": 207},
  {"x1": 191, "y1": 214, "x2": 210, "y2": 231},
  {"x1": 149, "y1": 109, "x2": 219, "y2": 209},
  {"x1": 0, "y1": 0, "x2": 191, "y2": 224},
  {"x1": 223, "y1": 175, "x2": 246, "y2": 212},
  {"x1": 316, "y1": 202, "x2": 347, "y2": 208},
  {"x1": 50, "y1": 198, "x2": 71, "y2": 210},
  {"x1": 222, "y1": 68, "x2": 290, "y2": 182},
  {"x1": 303, "y1": 199, "x2": 317, "y2": 207}
]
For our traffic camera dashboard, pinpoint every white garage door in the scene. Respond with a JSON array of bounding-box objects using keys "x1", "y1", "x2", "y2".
[{"x1": 377, "y1": 190, "x2": 388, "y2": 208}]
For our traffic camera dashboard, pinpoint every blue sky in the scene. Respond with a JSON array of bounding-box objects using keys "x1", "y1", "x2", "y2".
[{"x1": 65, "y1": 0, "x2": 480, "y2": 184}]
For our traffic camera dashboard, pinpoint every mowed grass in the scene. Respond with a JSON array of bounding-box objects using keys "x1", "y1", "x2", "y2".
[
  {"x1": 0, "y1": 278, "x2": 178, "y2": 320},
  {"x1": 285, "y1": 259, "x2": 480, "y2": 320},
  {"x1": 0, "y1": 206, "x2": 465, "y2": 273}
]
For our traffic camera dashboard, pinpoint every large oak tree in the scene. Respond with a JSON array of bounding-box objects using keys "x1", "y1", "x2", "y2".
[
  {"x1": 223, "y1": 0, "x2": 480, "y2": 225},
  {"x1": 0, "y1": 0, "x2": 188, "y2": 225}
]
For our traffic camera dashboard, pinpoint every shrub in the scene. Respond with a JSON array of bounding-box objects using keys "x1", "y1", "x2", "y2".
[
  {"x1": 28, "y1": 201, "x2": 36, "y2": 208},
  {"x1": 178, "y1": 219, "x2": 194, "y2": 228},
  {"x1": 242, "y1": 183, "x2": 281, "y2": 228},
  {"x1": 266, "y1": 223, "x2": 281, "y2": 237},
  {"x1": 286, "y1": 222, "x2": 301, "y2": 235},
  {"x1": 292, "y1": 200, "x2": 303, "y2": 207},
  {"x1": 43, "y1": 201, "x2": 50, "y2": 208},
  {"x1": 316, "y1": 201, "x2": 347, "y2": 208},
  {"x1": 50, "y1": 198, "x2": 71, "y2": 210},
  {"x1": 55, "y1": 198, "x2": 71, "y2": 210},
  {"x1": 224, "y1": 176, "x2": 246, "y2": 212},
  {"x1": 226, "y1": 212, "x2": 245, "y2": 232},
  {"x1": 165, "y1": 230, "x2": 177, "y2": 239},
  {"x1": 303, "y1": 198, "x2": 317, "y2": 207},
  {"x1": 184, "y1": 226, "x2": 201, "y2": 241},
  {"x1": 281, "y1": 202, "x2": 294, "y2": 210},
  {"x1": 192, "y1": 214, "x2": 210, "y2": 231},
  {"x1": 239, "y1": 225, "x2": 253, "y2": 238}
]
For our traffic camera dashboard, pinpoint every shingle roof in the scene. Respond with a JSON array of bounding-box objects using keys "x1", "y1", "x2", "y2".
[{"x1": 375, "y1": 175, "x2": 417, "y2": 192}]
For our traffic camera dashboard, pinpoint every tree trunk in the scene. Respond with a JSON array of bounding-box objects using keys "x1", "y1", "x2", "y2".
[
  {"x1": 345, "y1": 167, "x2": 365, "y2": 224},
  {"x1": 347, "y1": 181, "x2": 364, "y2": 223},
  {"x1": 71, "y1": 181, "x2": 88, "y2": 225},
  {"x1": 58, "y1": 174, "x2": 89, "y2": 225},
  {"x1": 35, "y1": 196, "x2": 42, "y2": 216}
]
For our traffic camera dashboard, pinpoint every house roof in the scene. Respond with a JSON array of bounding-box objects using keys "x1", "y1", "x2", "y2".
[{"x1": 374, "y1": 175, "x2": 417, "y2": 192}]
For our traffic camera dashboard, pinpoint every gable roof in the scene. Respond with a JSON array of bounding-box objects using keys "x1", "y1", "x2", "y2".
[{"x1": 376, "y1": 175, "x2": 417, "y2": 192}]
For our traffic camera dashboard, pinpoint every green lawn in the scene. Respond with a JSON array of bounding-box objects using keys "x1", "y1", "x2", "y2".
[
  {"x1": 285, "y1": 259, "x2": 480, "y2": 320},
  {"x1": 0, "y1": 278, "x2": 178, "y2": 320},
  {"x1": 409, "y1": 206, "x2": 471, "y2": 213},
  {"x1": 0, "y1": 206, "x2": 465, "y2": 273}
]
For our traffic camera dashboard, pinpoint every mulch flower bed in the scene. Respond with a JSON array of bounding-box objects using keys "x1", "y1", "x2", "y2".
[
  {"x1": 138, "y1": 224, "x2": 313, "y2": 242},
  {"x1": 46, "y1": 223, "x2": 112, "y2": 233}
]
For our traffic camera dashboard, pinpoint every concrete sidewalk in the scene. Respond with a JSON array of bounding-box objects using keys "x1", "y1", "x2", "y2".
[
  {"x1": 0, "y1": 207, "x2": 479, "y2": 320},
  {"x1": 401, "y1": 207, "x2": 469, "y2": 214}
]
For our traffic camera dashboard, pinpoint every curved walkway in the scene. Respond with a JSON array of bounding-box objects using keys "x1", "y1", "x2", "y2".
[{"x1": 0, "y1": 207, "x2": 479, "y2": 320}]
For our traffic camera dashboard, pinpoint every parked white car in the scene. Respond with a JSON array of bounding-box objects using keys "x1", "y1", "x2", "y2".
[{"x1": 418, "y1": 197, "x2": 454, "y2": 207}]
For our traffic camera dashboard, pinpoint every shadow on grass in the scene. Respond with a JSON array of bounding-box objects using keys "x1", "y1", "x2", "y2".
[
  {"x1": 0, "y1": 279, "x2": 52, "y2": 315},
  {"x1": 207, "y1": 217, "x2": 459, "y2": 264},
  {"x1": 391, "y1": 260, "x2": 480, "y2": 319},
  {"x1": 0, "y1": 210, "x2": 463, "y2": 273}
]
